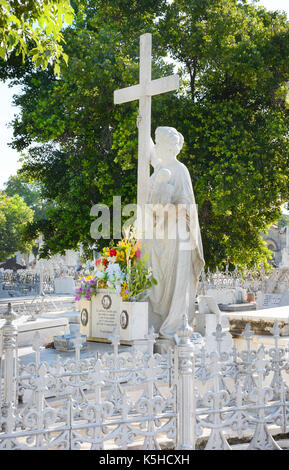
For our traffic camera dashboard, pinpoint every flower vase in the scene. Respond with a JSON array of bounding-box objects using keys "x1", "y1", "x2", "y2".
[{"x1": 119, "y1": 300, "x2": 148, "y2": 342}]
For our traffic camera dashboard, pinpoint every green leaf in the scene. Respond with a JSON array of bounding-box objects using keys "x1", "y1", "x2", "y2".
[
  {"x1": 54, "y1": 63, "x2": 61, "y2": 76},
  {"x1": 0, "y1": 47, "x2": 6, "y2": 59},
  {"x1": 62, "y1": 53, "x2": 68, "y2": 65}
]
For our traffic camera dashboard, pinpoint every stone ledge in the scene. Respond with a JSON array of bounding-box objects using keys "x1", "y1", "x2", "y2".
[
  {"x1": 0, "y1": 316, "x2": 70, "y2": 348},
  {"x1": 220, "y1": 302, "x2": 256, "y2": 312}
]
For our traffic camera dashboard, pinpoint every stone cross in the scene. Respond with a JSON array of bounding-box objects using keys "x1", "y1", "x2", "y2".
[{"x1": 114, "y1": 33, "x2": 179, "y2": 221}]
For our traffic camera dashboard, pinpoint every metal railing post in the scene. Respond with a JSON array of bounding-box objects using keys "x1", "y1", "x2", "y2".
[
  {"x1": 175, "y1": 313, "x2": 195, "y2": 450},
  {"x1": 1, "y1": 303, "x2": 18, "y2": 430}
]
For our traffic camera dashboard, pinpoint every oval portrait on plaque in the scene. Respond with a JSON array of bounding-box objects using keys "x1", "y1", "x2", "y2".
[
  {"x1": 101, "y1": 294, "x2": 112, "y2": 310},
  {"x1": 80, "y1": 308, "x2": 88, "y2": 326},
  {"x1": 120, "y1": 310, "x2": 129, "y2": 330}
]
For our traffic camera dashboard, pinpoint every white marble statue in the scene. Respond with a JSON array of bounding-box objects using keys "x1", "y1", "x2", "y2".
[{"x1": 146, "y1": 126, "x2": 205, "y2": 339}]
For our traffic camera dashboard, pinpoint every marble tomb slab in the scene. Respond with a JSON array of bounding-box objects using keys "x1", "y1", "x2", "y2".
[
  {"x1": 0, "y1": 316, "x2": 70, "y2": 349},
  {"x1": 257, "y1": 291, "x2": 289, "y2": 309},
  {"x1": 227, "y1": 305, "x2": 289, "y2": 336}
]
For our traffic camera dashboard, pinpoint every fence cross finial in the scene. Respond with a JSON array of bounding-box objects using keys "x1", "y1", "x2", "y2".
[
  {"x1": 2, "y1": 303, "x2": 18, "y2": 323},
  {"x1": 32, "y1": 331, "x2": 44, "y2": 365},
  {"x1": 213, "y1": 323, "x2": 225, "y2": 342},
  {"x1": 270, "y1": 321, "x2": 281, "y2": 338},
  {"x1": 242, "y1": 323, "x2": 254, "y2": 344},
  {"x1": 71, "y1": 329, "x2": 85, "y2": 360},
  {"x1": 145, "y1": 326, "x2": 158, "y2": 355},
  {"x1": 209, "y1": 350, "x2": 222, "y2": 376},
  {"x1": 176, "y1": 313, "x2": 194, "y2": 346},
  {"x1": 255, "y1": 345, "x2": 266, "y2": 374},
  {"x1": 109, "y1": 328, "x2": 120, "y2": 355}
]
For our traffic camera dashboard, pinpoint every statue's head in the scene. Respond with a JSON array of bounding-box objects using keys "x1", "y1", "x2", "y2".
[{"x1": 155, "y1": 127, "x2": 184, "y2": 161}]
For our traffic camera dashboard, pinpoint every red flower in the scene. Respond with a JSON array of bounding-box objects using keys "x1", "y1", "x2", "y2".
[
  {"x1": 95, "y1": 259, "x2": 101, "y2": 265},
  {"x1": 109, "y1": 248, "x2": 117, "y2": 257},
  {"x1": 102, "y1": 258, "x2": 109, "y2": 268}
]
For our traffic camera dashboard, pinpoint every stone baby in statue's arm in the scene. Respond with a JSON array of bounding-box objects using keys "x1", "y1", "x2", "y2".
[
  {"x1": 148, "y1": 167, "x2": 174, "y2": 205},
  {"x1": 148, "y1": 135, "x2": 175, "y2": 206}
]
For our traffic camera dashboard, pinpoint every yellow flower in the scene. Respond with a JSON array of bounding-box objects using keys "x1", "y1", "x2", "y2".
[
  {"x1": 118, "y1": 240, "x2": 129, "y2": 249},
  {"x1": 117, "y1": 251, "x2": 125, "y2": 261},
  {"x1": 121, "y1": 281, "x2": 129, "y2": 301},
  {"x1": 130, "y1": 246, "x2": 136, "y2": 258},
  {"x1": 102, "y1": 246, "x2": 110, "y2": 255}
]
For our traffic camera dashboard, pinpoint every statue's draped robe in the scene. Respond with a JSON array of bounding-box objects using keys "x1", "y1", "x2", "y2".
[{"x1": 146, "y1": 159, "x2": 205, "y2": 339}]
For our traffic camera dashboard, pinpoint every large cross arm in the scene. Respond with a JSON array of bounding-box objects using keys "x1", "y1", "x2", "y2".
[
  {"x1": 114, "y1": 84, "x2": 141, "y2": 105},
  {"x1": 114, "y1": 74, "x2": 179, "y2": 105},
  {"x1": 147, "y1": 74, "x2": 179, "y2": 97}
]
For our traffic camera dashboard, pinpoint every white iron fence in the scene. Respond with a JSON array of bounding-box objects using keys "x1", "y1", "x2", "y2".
[
  {"x1": 0, "y1": 265, "x2": 272, "y2": 299},
  {"x1": 1, "y1": 307, "x2": 289, "y2": 449},
  {"x1": 0, "y1": 267, "x2": 77, "y2": 298},
  {"x1": 0, "y1": 270, "x2": 54, "y2": 296},
  {"x1": 198, "y1": 264, "x2": 272, "y2": 295}
]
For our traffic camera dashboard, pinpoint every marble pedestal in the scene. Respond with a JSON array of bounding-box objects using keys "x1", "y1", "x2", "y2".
[
  {"x1": 79, "y1": 294, "x2": 149, "y2": 344},
  {"x1": 194, "y1": 295, "x2": 226, "y2": 335}
]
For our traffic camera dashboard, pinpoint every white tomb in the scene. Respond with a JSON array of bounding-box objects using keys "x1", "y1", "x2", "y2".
[
  {"x1": 206, "y1": 287, "x2": 247, "y2": 306},
  {"x1": 227, "y1": 304, "x2": 289, "y2": 351},
  {"x1": 0, "y1": 315, "x2": 69, "y2": 349},
  {"x1": 54, "y1": 276, "x2": 75, "y2": 295},
  {"x1": 257, "y1": 290, "x2": 289, "y2": 309}
]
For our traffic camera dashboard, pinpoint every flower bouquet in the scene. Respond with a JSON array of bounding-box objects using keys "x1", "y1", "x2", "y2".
[{"x1": 75, "y1": 231, "x2": 157, "y2": 302}]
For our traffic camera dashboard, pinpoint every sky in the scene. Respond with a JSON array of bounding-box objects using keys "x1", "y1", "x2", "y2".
[
  {"x1": 0, "y1": 0, "x2": 289, "y2": 190},
  {"x1": 0, "y1": 82, "x2": 22, "y2": 189}
]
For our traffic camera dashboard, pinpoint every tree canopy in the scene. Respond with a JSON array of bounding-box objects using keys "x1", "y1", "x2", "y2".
[
  {"x1": 4, "y1": 173, "x2": 50, "y2": 221},
  {"x1": 0, "y1": 193, "x2": 34, "y2": 261},
  {"x1": 6, "y1": 0, "x2": 289, "y2": 268},
  {"x1": 0, "y1": 0, "x2": 74, "y2": 74},
  {"x1": 278, "y1": 213, "x2": 289, "y2": 228}
]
